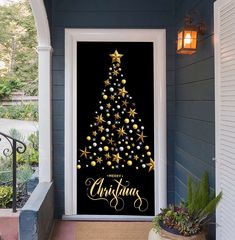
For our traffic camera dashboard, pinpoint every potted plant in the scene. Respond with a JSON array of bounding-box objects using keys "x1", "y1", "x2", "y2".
[{"x1": 149, "y1": 172, "x2": 222, "y2": 240}]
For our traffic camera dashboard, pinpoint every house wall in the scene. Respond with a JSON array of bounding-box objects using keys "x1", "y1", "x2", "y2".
[
  {"x1": 175, "y1": 0, "x2": 215, "y2": 202},
  {"x1": 44, "y1": 0, "x2": 176, "y2": 217}
]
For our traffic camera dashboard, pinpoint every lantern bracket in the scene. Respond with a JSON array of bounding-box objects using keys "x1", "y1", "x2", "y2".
[{"x1": 184, "y1": 11, "x2": 206, "y2": 35}]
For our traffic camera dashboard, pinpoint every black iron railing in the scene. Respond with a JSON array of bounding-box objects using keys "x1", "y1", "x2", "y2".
[{"x1": 0, "y1": 131, "x2": 26, "y2": 212}]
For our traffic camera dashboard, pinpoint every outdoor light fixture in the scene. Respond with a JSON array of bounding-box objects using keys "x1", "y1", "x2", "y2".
[{"x1": 177, "y1": 13, "x2": 206, "y2": 55}]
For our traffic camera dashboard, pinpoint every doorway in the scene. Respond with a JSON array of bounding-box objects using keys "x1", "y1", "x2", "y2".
[{"x1": 64, "y1": 29, "x2": 166, "y2": 220}]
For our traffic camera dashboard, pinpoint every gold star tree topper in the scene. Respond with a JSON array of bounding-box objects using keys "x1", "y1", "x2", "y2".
[{"x1": 109, "y1": 50, "x2": 123, "y2": 63}]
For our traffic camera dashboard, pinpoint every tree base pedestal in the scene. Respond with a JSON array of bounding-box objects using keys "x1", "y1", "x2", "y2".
[{"x1": 148, "y1": 228, "x2": 206, "y2": 240}]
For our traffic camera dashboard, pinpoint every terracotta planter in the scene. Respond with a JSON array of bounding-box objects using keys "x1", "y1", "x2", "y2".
[{"x1": 148, "y1": 228, "x2": 206, "y2": 240}]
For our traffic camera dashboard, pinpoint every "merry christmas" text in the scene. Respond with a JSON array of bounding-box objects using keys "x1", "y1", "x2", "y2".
[{"x1": 85, "y1": 177, "x2": 148, "y2": 212}]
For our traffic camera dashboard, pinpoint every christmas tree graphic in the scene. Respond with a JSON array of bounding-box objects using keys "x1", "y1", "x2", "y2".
[{"x1": 77, "y1": 50, "x2": 154, "y2": 173}]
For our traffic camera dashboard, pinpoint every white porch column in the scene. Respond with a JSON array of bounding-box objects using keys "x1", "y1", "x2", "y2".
[
  {"x1": 29, "y1": 0, "x2": 52, "y2": 183},
  {"x1": 38, "y1": 46, "x2": 52, "y2": 182}
]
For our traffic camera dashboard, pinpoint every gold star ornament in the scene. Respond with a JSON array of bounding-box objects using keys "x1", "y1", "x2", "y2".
[
  {"x1": 104, "y1": 79, "x2": 111, "y2": 86},
  {"x1": 98, "y1": 125, "x2": 105, "y2": 132},
  {"x1": 117, "y1": 126, "x2": 127, "y2": 137},
  {"x1": 109, "y1": 50, "x2": 123, "y2": 63},
  {"x1": 108, "y1": 138, "x2": 115, "y2": 145},
  {"x1": 112, "y1": 153, "x2": 122, "y2": 163},
  {"x1": 96, "y1": 157, "x2": 103, "y2": 164},
  {"x1": 114, "y1": 112, "x2": 121, "y2": 120},
  {"x1": 122, "y1": 100, "x2": 129, "y2": 107},
  {"x1": 128, "y1": 108, "x2": 138, "y2": 118},
  {"x1": 105, "y1": 153, "x2": 111, "y2": 159},
  {"x1": 113, "y1": 70, "x2": 119, "y2": 76},
  {"x1": 147, "y1": 158, "x2": 155, "y2": 172},
  {"x1": 137, "y1": 131, "x2": 147, "y2": 143},
  {"x1": 118, "y1": 87, "x2": 128, "y2": 97},
  {"x1": 106, "y1": 103, "x2": 111, "y2": 109},
  {"x1": 95, "y1": 114, "x2": 105, "y2": 125},
  {"x1": 80, "y1": 147, "x2": 91, "y2": 159}
]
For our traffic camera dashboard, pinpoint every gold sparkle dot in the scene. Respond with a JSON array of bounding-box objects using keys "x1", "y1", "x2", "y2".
[
  {"x1": 133, "y1": 124, "x2": 138, "y2": 129},
  {"x1": 91, "y1": 161, "x2": 96, "y2": 167},
  {"x1": 104, "y1": 146, "x2": 109, "y2": 151},
  {"x1": 127, "y1": 160, "x2": 132, "y2": 166},
  {"x1": 124, "y1": 118, "x2": 130, "y2": 124}
]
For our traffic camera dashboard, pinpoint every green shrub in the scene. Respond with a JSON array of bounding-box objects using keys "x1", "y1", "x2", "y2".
[
  {"x1": 153, "y1": 172, "x2": 222, "y2": 236},
  {"x1": 28, "y1": 131, "x2": 39, "y2": 151},
  {"x1": 0, "y1": 103, "x2": 38, "y2": 121},
  {"x1": 16, "y1": 146, "x2": 39, "y2": 166},
  {"x1": 8, "y1": 128, "x2": 26, "y2": 142},
  {"x1": 187, "y1": 172, "x2": 222, "y2": 220},
  {"x1": 0, "y1": 170, "x2": 12, "y2": 185},
  {"x1": 17, "y1": 165, "x2": 33, "y2": 184},
  {"x1": 0, "y1": 78, "x2": 22, "y2": 100},
  {"x1": 0, "y1": 186, "x2": 13, "y2": 208}
]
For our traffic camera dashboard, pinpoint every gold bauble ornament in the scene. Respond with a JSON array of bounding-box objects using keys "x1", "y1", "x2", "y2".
[
  {"x1": 125, "y1": 153, "x2": 128, "y2": 156},
  {"x1": 101, "y1": 136, "x2": 106, "y2": 141},
  {"x1": 127, "y1": 145, "x2": 131, "y2": 150},
  {"x1": 122, "y1": 79, "x2": 126, "y2": 84},
  {"x1": 77, "y1": 164, "x2": 81, "y2": 169},
  {"x1": 103, "y1": 95, "x2": 108, "y2": 100},
  {"x1": 133, "y1": 124, "x2": 138, "y2": 129},
  {"x1": 91, "y1": 161, "x2": 96, "y2": 167},
  {"x1": 127, "y1": 160, "x2": 133, "y2": 166},
  {"x1": 104, "y1": 146, "x2": 109, "y2": 151},
  {"x1": 145, "y1": 145, "x2": 149, "y2": 150},
  {"x1": 147, "y1": 151, "x2": 151, "y2": 156},
  {"x1": 107, "y1": 161, "x2": 112, "y2": 166},
  {"x1": 107, "y1": 113, "x2": 110, "y2": 117},
  {"x1": 124, "y1": 118, "x2": 130, "y2": 124},
  {"x1": 118, "y1": 141, "x2": 121, "y2": 144},
  {"x1": 86, "y1": 136, "x2": 91, "y2": 141},
  {"x1": 93, "y1": 152, "x2": 97, "y2": 156}
]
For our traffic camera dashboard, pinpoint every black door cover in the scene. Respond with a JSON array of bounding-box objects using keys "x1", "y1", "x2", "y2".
[{"x1": 77, "y1": 42, "x2": 155, "y2": 216}]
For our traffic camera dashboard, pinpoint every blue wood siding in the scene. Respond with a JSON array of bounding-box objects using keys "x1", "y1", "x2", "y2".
[
  {"x1": 44, "y1": 0, "x2": 216, "y2": 222},
  {"x1": 45, "y1": 0, "x2": 176, "y2": 217},
  {"x1": 175, "y1": 0, "x2": 215, "y2": 203}
]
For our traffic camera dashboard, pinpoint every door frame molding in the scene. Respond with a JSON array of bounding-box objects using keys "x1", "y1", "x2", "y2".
[{"x1": 64, "y1": 29, "x2": 167, "y2": 219}]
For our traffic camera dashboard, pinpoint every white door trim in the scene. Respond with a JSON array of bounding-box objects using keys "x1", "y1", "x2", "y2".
[{"x1": 64, "y1": 29, "x2": 167, "y2": 219}]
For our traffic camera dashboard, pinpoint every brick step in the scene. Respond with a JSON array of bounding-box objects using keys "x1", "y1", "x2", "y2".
[{"x1": 0, "y1": 210, "x2": 19, "y2": 240}]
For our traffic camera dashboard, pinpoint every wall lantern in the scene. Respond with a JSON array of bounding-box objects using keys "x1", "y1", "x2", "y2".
[{"x1": 177, "y1": 14, "x2": 206, "y2": 55}]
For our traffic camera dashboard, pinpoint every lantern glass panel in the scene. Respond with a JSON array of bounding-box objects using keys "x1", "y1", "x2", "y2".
[
  {"x1": 177, "y1": 31, "x2": 183, "y2": 51},
  {"x1": 183, "y1": 30, "x2": 197, "y2": 49}
]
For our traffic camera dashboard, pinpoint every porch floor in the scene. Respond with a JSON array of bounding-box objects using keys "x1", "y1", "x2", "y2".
[{"x1": 51, "y1": 221, "x2": 152, "y2": 240}]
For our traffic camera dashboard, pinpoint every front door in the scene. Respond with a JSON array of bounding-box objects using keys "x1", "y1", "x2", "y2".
[
  {"x1": 77, "y1": 43, "x2": 154, "y2": 216},
  {"x1": 64, "y1": 29, "x2": 166, "y2": 219}
]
